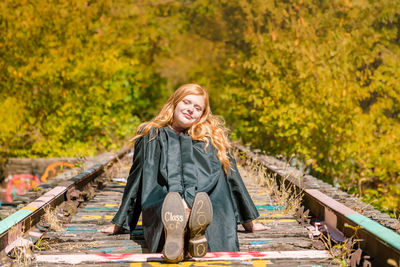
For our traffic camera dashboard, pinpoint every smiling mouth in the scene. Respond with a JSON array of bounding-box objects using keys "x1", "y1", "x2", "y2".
[{"x1": 183, "y1": 113, "x2": 193, "y2": 119}]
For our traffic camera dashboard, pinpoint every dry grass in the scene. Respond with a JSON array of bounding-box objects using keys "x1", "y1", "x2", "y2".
[
  {"x1": 103, "y1": 156, "x2": 131, "y2": 184},
  {"x1": 12, "y1": 244, "x2": 34, "y2": 267},
  {"x1": 103, "y1": 157, "x2": 123, "y2": 182},
  {"x1": 320, "y1": 223, "x2": 365, "y2": 267},
  {"x1": 7, "y1": 225, "x2": 36, "y2": 266},
  {"x1": 272, "y1": 176, "x2": 304, "y2": 215},
  {"x1": 42, "y1": 206, "x2": 65, "y2": 232},
  {"x1": 237, "y1": 151, "x2": 304, "y2": 215},
  {"x1": 74, "y1": 156, "x2": 87, "y2": 172}
]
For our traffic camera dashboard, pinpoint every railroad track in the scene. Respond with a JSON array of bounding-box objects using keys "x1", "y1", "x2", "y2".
[
  {"x1": 0, "y1": 145, "x2": 399, "y2": 266},
  {"x1": 234, "y1": 144, "x2": 400, "y2": 267}
]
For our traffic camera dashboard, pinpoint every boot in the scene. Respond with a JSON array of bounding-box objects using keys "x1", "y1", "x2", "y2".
[
  {"x1": 161, "y1": 192, "x2": 187, "y2": 263},
  {"x1": 188, "y1": 192, "x2": 213, "y2": 258}
]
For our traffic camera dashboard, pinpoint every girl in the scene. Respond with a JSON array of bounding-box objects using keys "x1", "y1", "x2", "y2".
[{"x1": 102, "y1": 84, "x2": 268, "y2": 262}]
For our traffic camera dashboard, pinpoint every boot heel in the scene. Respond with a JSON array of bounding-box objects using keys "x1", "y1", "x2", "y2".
[
  {"x1": 189, "y1": 236, "x2": 208, "y2": 257},
  {"x1": 188, "y1": 192, "x2": 213, "y2": 258}
]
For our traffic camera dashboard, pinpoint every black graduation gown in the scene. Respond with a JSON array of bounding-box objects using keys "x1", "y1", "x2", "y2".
[{"x1": 111, "y1": 126, "x2": 259, "y2": 252}]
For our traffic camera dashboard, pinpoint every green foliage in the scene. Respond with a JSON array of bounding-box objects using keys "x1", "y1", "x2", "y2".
[
  {"x1": 159, "y1": 0, "x2": 400, "y2": 215},
  {"x1": 0, "y1": 0, "x2": 170, "y2": 158}
]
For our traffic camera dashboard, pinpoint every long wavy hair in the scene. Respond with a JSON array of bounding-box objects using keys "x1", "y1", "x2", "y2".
[{"x1": 132, "y1": 83, "x2": 232, "y2": 173}]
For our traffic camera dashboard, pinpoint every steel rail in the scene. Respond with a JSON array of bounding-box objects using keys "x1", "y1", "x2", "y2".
[
  {"x1": 0, "y1": 147, "x2": 131, "y2": 253},
  {"x1": 233, "y1": 143, "x2": 400, "y2": 267}
]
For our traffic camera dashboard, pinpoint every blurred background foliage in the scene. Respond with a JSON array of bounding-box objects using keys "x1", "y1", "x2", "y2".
[{"x1": 1, "y1": 0, "x2": 399, "y2": 215}]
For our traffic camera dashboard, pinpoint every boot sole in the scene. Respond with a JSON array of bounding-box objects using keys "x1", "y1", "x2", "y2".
[
  {"x1": 161, "y1": 192, "x2": 186, "y2": 263},
  {"x1": 188, "y1": 192, "x2": 213, "y2": 257}
]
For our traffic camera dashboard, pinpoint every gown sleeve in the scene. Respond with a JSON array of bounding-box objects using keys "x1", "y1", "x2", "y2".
[
  {"x1": 226, "y1": 154, "x2": 259, "y2": 224},
  {"x1": 111, "y1": 130, "x2": 159, "y2": 231}
]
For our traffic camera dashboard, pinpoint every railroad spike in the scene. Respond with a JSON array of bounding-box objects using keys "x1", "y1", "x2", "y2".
[
  {"x1": 296, "y1": 206, "x2": 311, "y2": 226},
  {"x1": 362, "y1": 255, "x2": 372, "y2": 267},
  {"x1": 296, "y1": 206, "x2": 305, "y2": 222},
  {"x1": 350, "y1": 248, "x2": 362, "y2": 267}
]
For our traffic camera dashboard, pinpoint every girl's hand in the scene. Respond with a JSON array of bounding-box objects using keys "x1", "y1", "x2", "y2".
[
  {"x1": 100, "y1": 225, "x2": 124, "y2": 234},
  {"x1": 242, "y1": 221, "x2": 270, "y2": 232}
]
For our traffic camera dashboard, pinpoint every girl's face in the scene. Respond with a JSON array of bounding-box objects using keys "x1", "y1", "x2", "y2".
[{"x1": 172, "y1": 94, "x2": 205, "y2": 131}]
